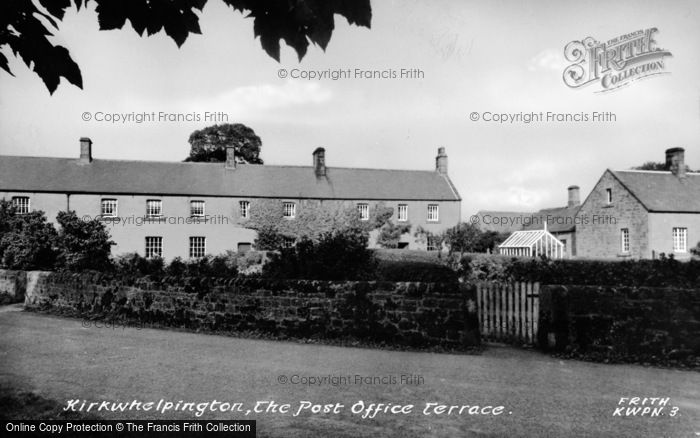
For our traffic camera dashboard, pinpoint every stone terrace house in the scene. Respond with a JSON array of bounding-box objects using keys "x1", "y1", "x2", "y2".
[
  {"x1": 576, "y1": 147, "x2": 700, "y2": 260},
  {"x1": 0, "y1": 138, "x2": 461, "y2": 260}
]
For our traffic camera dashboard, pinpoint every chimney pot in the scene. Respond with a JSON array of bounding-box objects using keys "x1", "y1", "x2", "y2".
[
  {"x1": 313, "y1": 147, "x2": 326, "y2": 177},
  {"x1": 435, "y1": 147, "x2": 448, "y2": 174},
  {"x1": 79, "y1": 137, "x2": 92, "y2": 163},
  {"x1": 225, "y1": 145, "x2": 236, "y2": 169},
  {"x1": 567, "y1": 185, "x2": 580, "y2": 207},
  {"x1": 665, "y1": 147, "x2": 686, "y2": 178}
]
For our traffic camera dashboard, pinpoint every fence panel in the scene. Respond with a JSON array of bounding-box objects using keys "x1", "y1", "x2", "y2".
[{"x1": 476, "y1": 281, "x2": 539, "y2": 345}]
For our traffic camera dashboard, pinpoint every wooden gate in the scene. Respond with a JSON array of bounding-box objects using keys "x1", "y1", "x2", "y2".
[{"x1": 476, "y1": 282, "x2": 539, "y2": 345}]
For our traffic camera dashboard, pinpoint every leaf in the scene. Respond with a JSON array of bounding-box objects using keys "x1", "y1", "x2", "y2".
[
  {"x1": 224, "y1": 0, "x2": 371, "y2": 61},
  {"x1": 1, "y1": 0, "x2": 371, "y2": 94},
  {"x1": 38, "y1": 0, "x2": 72, "y2": 21},
  {"x1": 0, "y1": 52, "x2": 11, "y2": 75}
]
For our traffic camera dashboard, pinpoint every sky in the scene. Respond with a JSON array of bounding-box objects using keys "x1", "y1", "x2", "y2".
[{"x1": 1, "y1": 0, "x2": 698, "y2": 217}]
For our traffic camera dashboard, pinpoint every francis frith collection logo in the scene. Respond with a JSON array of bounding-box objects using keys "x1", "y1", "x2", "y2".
[{"x1": 563, "y1": 28, "x2": 672, "y2": 92}]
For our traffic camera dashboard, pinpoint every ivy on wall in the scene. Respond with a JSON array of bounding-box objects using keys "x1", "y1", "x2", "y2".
[{"x1": 240, "y1": 199, "x2": 406, "y2": 250}]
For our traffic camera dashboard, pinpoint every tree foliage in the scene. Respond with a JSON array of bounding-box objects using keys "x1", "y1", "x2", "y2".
[
  {"x1": 0, "y1": 202, "x2": 116, "y2": 271},
  {"x1": 0, "y1": 200, "x2": 58, "y2": 270},
  {"x1": 262, "y1": 228, "x2": 377, "y2": 280},
  {"x1": 376, "y1": 221, "x2": 411, "y2": 249},
  {"x1": 443, "y1": 222, "x2": 509, "y2": 256},
  {"x1": 413, "y1": 226, "x2": 445, "y2": 252},
  {"x1": 692, "y1": 242, "x2": 700, "y2": 259},
  {"x1": 55, "y1": 211, "x2": 114, "y2": 271},
  {"x1": 185, "y1": 123, "x2": 263, "y2": 164},
  {"x1": 1, "y1": 0, "x2": 372, "y2": 94},
  {"x1": 632, "y1": 161, "x2": 695, "y2": 172}
]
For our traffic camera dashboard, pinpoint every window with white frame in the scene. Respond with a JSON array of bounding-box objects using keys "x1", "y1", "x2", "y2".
[
  {"x1": 145, "y1": 236, "x2": 162, "y2": 258},
  {"x1": 11, "y1": 196, "x2": 30, "y2": 214},
  {"x1": 398, "y1": 204, "x2": 408, "y2": 222},
  {"x1": 673, "y1": 227, "x2": 687, "y2": 253},
  {"x1": 282, "y1": 236, "x2": 296, "y2": 248},
  {"x1": 620, "y1": 228, "x2": 630, "y2": 253},
  {"x1": 189, "y1": 236, "x2": 206, "y2": 258},
  {"x1": 357, "y1": 203, "x2": 369, "y2": 221},
  {"x1": 146, "y1": 199, "x2": 162, "y2": 217},
  {"x1": 190, "y1": 200, "x2": 205, "y2": 217},
  {"x1": 100, "y1": 199, "x2": 117, "y2": 217},
  {"x1": 606, "y1": 188, "x2": 613, "y2": 204},
  {"x1": 239, "y1": 201, "x2": 250, "y2": 219},
  {"x1": 427, "y1": 204, "x2": 439, "y2": 222},
  {"x1": 283, "y1": 202, "x2": 296, "y2": 219}
]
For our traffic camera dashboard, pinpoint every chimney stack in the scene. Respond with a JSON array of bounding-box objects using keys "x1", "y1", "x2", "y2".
[
  {"x1": 313, "y1": 147, "x2": 326, "y2": 177},
  {"x1": 435, "y1": 147, "x2": 448, "y2": 175},
  {"x1": 79, "y1": 137, "x2": 92, "y2": 163},
  {"x1": 567, "y1": 185, "x2": 580, "y2": 207},
  {"x1": 225, "y1": 145, "x2": 236, "y2": 169},
  {"x1": 665, "y1": 147, "x2": 686, "y2": 178}
]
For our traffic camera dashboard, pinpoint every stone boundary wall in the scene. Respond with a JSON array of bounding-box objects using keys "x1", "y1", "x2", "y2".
[
  {"x1": 0, "y1": 270, "x2": 27, "y2": 304},
  {"x1": 539, "y1": 284, "x2": 700, "y2": 364},
  {"x1": 17, "y1": 271, "x2": 480, "y2": 349}
]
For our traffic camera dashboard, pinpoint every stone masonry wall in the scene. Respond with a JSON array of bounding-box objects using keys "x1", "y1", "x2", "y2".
[
  {"x1": 576, "y1": 170, "x2": 649, "y2": 258},
  {"x1": 538, "y1": 284, "x2": 700, "y2": 365},
  {"x1": 0, "y1": 270, "x2": 27, "y2": 304},
  {"x1": 21, "y1": 271, "x2": 480, "y2": 349}
]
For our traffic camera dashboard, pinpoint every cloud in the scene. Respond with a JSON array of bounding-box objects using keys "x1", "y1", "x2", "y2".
[
  {"x1": 119, "y1": 80, "x2": 334, "y2": 120},
  {"x1": 527, "y1": 48, "x2": 568, "y2": 72},
  {"x1": 469, "y1": 186, "x2": 547, "y2": 212},
  {"x1": 186, "y1": 80, "x2": 333, "y2": 116}
]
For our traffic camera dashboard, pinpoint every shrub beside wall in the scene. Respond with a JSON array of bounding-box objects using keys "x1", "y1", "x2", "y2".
[
  {"x1": 461, "y1": 254, "x2": 700, "y2": 288},
  {"x1": 539, "y1": 284, "x2": 700, "y2": 366},
  {"x1": 22, "y1": 271, "x2": 480, "y2": 350}
]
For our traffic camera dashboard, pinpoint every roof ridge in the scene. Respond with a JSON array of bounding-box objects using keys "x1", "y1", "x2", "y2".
[
  {"x1": 0, "y1": 154, "x2": 440, "y2": 173},
  {"x1": 613, "y1": 169, "x2": 700, "y2": 175}
]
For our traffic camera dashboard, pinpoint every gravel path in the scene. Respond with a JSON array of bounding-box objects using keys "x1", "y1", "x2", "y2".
[{"x1": 1, "y1": 308, "x2": 698, "y2": 437}]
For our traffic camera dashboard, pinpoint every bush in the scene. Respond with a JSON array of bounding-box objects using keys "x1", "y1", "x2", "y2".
[
  {"x1": 376, "y1": 221, "x2": 411, "y2": 249},
  {"x1": 461, "y1": 254, "x2": 510, "y2": 283},
  {"x1": 262, "y1": 227, "x2": 377, "y2": 280},
  {"x1": 0, "y1": 200, "x2": 58, "y2": 270},
  {"x1": 55, "y1": 211, "x2": 114, "y2": 271},
  {"x1": 460, "y1": 254, "x2": 700, "y2": 288},
  {"x1": 113, "y1": 253, "x2": 239, "y2": 279},
  {"x1": 692, "y1": 242, "x2": 700, "y2": 258},
  {"x1": 375, "y1": 259, "x2": 458, "y2": 283},
  {"x1": 113, "y1": 253, "x2": 165, "y2": 277},
  {"x1": 373, "y1": 249, "x2": 458, "y2": 282},
  {"x1": 0, "y1": 203, "x2": 116, "y2": 272}
]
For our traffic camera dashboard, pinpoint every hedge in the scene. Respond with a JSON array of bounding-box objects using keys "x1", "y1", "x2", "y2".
[{"x1": 461, "y1": 254, "x2": 700, "y2": 288}]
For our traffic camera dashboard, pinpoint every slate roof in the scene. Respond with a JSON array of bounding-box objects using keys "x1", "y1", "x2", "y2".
[
  {"x1": 522, "y1": 205, "x2": 580, "y2": 233},
  {"x1": 0, "y1": 156, "x2": 461, "y2": 201},
  {"x1": 609, "y1": 170, "x2": 700, "y2": 213}
]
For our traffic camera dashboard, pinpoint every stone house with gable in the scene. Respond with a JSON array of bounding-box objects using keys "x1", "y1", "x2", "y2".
[{"x1": 575, "y1": 147, "x2": 700, "y2": 259}]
